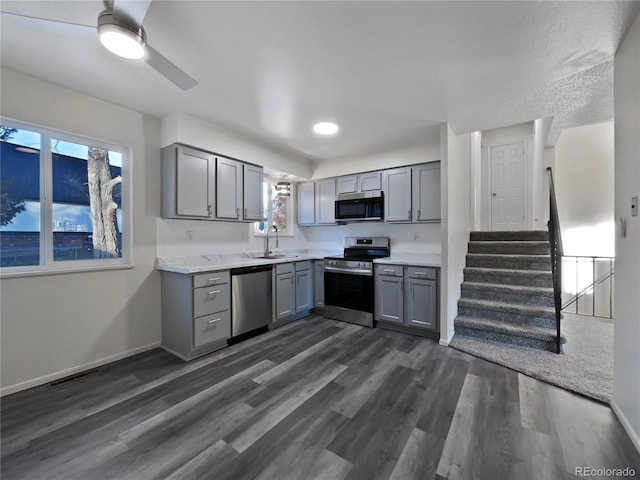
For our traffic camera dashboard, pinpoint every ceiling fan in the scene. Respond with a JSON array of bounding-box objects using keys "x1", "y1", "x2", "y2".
[{"x1": 1, "y1": 0, "x2": 198, "y2": 91}]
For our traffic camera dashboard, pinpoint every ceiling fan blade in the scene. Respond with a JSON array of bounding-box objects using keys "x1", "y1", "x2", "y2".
[
  {"x1": 145, "y1": 44, "x2": 198, "y2": 91},
  {"x1": 112, "y1": 0, "x2": 152, "y2": 27},
  {"x1": 0, "y1": 10, "x2": 95, "y2": 30}
]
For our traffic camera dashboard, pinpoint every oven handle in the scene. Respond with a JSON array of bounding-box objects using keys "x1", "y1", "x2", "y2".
[{"x1": 324, "y1": 265, "x2": 373, "y2": 276}]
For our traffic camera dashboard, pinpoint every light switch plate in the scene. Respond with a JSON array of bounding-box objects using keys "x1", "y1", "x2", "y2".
[{"x1": 632, "y1": 196, "x2": 638, "y2": 217}]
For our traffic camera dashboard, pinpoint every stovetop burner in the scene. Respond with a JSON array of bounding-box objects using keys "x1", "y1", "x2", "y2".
[{"x1": 323, "y1": 237, "x2": 390, "y2": 275}]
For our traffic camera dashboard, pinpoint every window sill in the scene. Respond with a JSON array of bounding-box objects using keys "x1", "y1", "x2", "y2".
[{"x1": 0, "y1": 262, "x2": 135, "y2": 278}]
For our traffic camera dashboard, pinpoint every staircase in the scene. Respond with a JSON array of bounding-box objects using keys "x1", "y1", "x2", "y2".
[{"x1": 453, "y1": 230, "x2": 566, "y2": 352}]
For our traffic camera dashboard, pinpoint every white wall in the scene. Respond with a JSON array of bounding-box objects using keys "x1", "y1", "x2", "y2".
[
  {"x1": 440, "y1": 124, "x2": 472, "y2": 344},
  {"x1": 0, "y1": 69, "x2": 162, "y2": 394},
  {"x1": 161, "y1": 112, "x2": 314, "y2": 179},
  {"x1": 613, "y1": 14, "x2": 640, "y2": 453},
  {"x1": 480, "y1": 122, "x2": 535, "y2": 230},
  {"x1": 554, "y1": 122, "x2": 615, "y2": 257}
]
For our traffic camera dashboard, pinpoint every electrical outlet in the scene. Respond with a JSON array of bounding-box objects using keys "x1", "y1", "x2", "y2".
[
  {"x1": 413, "y1": 232, "x2": 420, "y2": 241},
  {"x1": 186, "y1": 230, "x2": 194, "y2": 241},
  {"x1": 632, "y1": 196, "x2": 638, "y2": 217}
]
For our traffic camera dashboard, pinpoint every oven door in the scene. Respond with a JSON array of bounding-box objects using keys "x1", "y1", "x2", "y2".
[{"x1": 324, "y1": 270, "x2": 374, "y2": 314}]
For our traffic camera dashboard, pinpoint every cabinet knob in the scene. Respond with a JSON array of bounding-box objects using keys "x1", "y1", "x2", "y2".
[
  {"x1": 417, "y1": 210, "x2": 421, "y2": 220},
  {"x1": 408, "y1": 210, "x2": 411, "y2": 220},
  {"x1": 236, "y1": 208, "x2": 240, "y2": 218},
  {"x1": 244, "y1": 208, "x2": 248, "y2": 218}
]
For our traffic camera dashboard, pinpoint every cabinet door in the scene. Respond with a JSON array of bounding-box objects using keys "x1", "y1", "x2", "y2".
[
  {"x1": 376, "y1": 275, "x2": 404, "y2": 323},
  {"x1": 360, "y1": 171, "x2": 382, "y2": 191},
  {"x1": 412, "y1": 162, "x2": 441, "y2": 222},
  {"x1": 405, "y1": 277, "x2": 437, "y2": 330},
  {"x1": 295, "y1": 268, "x2": 312, "y2": 312},
  {"x1": 314, "y1": 261, "x2": 324, "y2": 307},
  {"x1": 297, "y1": 182, "x2": 316, "y2": 225},
  {"x1": 243, "y1": 164, "x2": 263, "y2": 221},
  {"x1": 384, "y1": 167, "x2": 412, "y2": 223},
  {"x1": 276, "y1": 272, "x2": 295, "y2": 320},
  {"x1": 316, "y1": 179, "x2": 336, "y2": 224},
  {"x1": 176, "y1": 146, "x2": 213, "y2": 218},
  {"x1": 336, "y1": 175, "x2": 358, "y2": 194},
  {"x1": 216, "y1": 157, "x2": 242, "y2": 220}
]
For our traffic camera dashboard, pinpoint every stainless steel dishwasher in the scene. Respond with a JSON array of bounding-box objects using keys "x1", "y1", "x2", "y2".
[{"x1": 230, "y1": 264, "x2": 273, "y2": 339}]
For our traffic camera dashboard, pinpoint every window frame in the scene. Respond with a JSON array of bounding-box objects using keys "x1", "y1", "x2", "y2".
[
  {"x1": 253, "y1": 179, "x2": 294, "y2": 237},
  {"x1": 0, "y1": 117, "x2": 133, "y2": 277}
]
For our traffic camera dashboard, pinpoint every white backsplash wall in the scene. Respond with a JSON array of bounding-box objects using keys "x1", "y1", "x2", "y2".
[
  {"x1": 299, "y1": 222, "x2": 441, "y2": 254},
  {"x1": 157, "y1": 218, "x2": 441, "y2": 258},
  {"x1": 156, "y1": 218, "x2": 308, "y2": 258}
]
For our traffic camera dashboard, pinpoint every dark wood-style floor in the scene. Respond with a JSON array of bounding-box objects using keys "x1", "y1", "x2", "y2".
[{"x1": 2, "y1": 315, "x2": 639, "y2": 480}]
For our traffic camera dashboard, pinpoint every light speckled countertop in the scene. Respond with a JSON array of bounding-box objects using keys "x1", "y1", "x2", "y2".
[
  {"x1": 157, "y1": 250, "x2": 441, "y2": 274},
  {"x1": 374, "y1": 253, "x2": 441, "y2": 268},
  {"x1": 156, "y1": 250, "x2": 338, "y2": 274}
]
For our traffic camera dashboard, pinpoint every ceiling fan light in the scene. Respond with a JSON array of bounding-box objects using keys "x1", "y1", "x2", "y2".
[{"x1": 98, "y1": 11, "x2": 146, "y2": 60}]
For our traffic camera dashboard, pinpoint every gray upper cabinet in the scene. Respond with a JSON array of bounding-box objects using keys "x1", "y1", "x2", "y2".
[
  {"x1": 384, "y1": 167, "x2": 412, "y2": 223},
  {"x1": 360, "y1": 171, "x2": 382, "y2": 191},
  {"x1": 336, "y1": 175, "x2": 359, "y2": 194},
  {"x1": 412, "y1": 162, "x2": 441, "y2": 222},
  {"x1": 216, "y1": 156, "x2": 243, "y2": 220},
  {"x1": 315, "y1": 179, "x2": 336, "y2": 224},
  {"x1": 162, "y1": 145, "x2": 214, "y2": 219},
  {"x1": 243, "y1": 164, "x2": 263, "y2": 221},
  {"x1": 297, "y1": 181, "x2": 316, "y2": 225}
]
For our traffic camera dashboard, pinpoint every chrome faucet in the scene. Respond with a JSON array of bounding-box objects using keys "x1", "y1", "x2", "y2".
[{"x1": 264, "y1": 225, "x2": 279, "y2": 257}]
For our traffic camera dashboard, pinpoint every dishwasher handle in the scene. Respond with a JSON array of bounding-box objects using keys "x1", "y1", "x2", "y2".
[{"x1": 231, "y1": 264, "x2": 273, "y2": 275}]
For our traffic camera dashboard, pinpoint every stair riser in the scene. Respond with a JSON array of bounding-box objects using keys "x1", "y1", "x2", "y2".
[
  {"x1": 458, "y1": 305, "x2": 556, "y2": 329},
  {"x1": 463, "y1": 270, "x2": 552, "y2": 288},
  {"x1": 466, "y1": 255, "x2": 551, "y2": 271},
  {"x1": 455, "y1": 327, "x2": 559, "y2": 352},
  {"x1": 470, "y1": 231, "x2": 549, "y2": 242},
  {"x1": 460, "y1": 287, "x2": 554, "y2": 308},
  {"x1": 468, "y1": 242, "x2": 550, "y2": 255}
]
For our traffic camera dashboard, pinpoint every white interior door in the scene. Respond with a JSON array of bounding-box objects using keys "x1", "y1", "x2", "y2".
[{"x1": 490, "y1": 142, "x2": 525, "y2": 231}]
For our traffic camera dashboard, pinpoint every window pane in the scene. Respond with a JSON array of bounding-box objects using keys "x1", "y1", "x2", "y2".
[
  {"x1": 51, "y1": 139, "x2": 122, "y2": 261},
  {"x1": 0, "y1": 125, "x2": 41, "y2": 267},
  {"x1": 271, "y1": 185, "x2": 288, "y2": 233},
  {"x1": 254, "y1": 182, "x2": 270, "y2": 233}
]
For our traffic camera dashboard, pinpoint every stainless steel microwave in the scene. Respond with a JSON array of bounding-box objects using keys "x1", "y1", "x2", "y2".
[{"x1": 334, "y1": 191, "x2": 384, "y2": 222}]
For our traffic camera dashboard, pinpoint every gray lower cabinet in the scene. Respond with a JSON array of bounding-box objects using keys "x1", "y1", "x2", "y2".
[
  {"x1": 161, "y1": 270, "x2": 231, "y2": 360},
  {"x1": 376, "y1": 266, "x2": 404, "y2": 323},
  {"x1": 273, "y1": 261, "x2": 313, "y2": 327},
  {"x1": 313, "y1": 260, "x2": 324, "y2": 308},
  {"x1": 375, "y1": 264, "x2": 439, "y2": 334}
]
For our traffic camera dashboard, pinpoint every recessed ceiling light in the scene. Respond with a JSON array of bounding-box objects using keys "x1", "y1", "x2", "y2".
[
  {"x1": 313, "y1": 122, "x2": 339, "y2": 135},
  {"x1": 98, "y1": 10, "x2": 146, "y2": 60}
]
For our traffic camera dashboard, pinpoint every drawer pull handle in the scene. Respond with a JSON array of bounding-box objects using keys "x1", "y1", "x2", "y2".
[
  {"x1": 208, "y1": 318, "x2": 221, "y2": 324},
  {"x1": 384, "y1": 269, "x2": 396, "y2": 273},
  {"x1": 207, "y1": 278, "x2": 221, "y2": 282},
  {"x1": 207, "y1": 290, "x2": 222, "y2": 295},
  {"x1": 414, "y1": 272, "x2": 428, "y2": 276}
]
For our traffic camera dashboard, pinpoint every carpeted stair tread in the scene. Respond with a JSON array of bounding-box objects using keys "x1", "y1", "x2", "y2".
[
  {"x1": 460, "y1": 281, "x2": 554, "y2": 307},
  {"x1": 468, "y1": 241, "x2": 550, "y2": 255},
  {"x1": 465, "y1": 253, "x2": 551, "y2": 271},
  {"x1": 470, "y1": 230, "x2": 549, "y2": 241},
  {"x1": 461, "y1": 281, "x2": 553, "y2": 296},
  {"x1": 463, "y1": 266, "x2": 552, "y2": 287},
  {"x1": 458, "y1": 298, "x2": 556, "y2": 318},
  {"x1": 454, "y1": 315, "x2": 564, "y2": 343}
]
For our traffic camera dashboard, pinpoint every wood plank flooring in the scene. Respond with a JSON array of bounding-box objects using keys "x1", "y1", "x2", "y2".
[{"x1": 2, "y1": 315, "x2": 639, "y2": 480}]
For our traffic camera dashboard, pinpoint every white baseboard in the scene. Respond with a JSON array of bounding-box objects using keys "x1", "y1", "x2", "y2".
[
  {"x1": 0, "y1": 342, "x2": 160, "y2": 397},
  {"x1": 439, "y1": 338, "x2": 450, "y2": 346},
  {"x1": 612, "y1": 399, "x2": 640, "y2": 454}
]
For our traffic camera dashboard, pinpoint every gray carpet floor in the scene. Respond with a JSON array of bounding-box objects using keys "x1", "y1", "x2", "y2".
[{"x1": 449, "y1": 312, "x2": 613, "y2": 404}]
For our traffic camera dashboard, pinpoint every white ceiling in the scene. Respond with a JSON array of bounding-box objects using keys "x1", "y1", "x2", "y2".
[{"x1": 1, "y1": 1, "x2": 639, "y2": 160}]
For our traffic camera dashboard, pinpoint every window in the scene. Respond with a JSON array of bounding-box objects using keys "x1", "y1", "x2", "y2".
[
  {"x1": 254, "y1": 180, "x2": 293, "y2": 235},
  {"x1": 0, "y1": 119, "x2": 130, "y2": 273}
]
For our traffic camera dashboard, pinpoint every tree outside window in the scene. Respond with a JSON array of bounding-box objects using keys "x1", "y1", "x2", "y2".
[{"x1": 255, "y1": 181, "x2": 292, "y2": 235}]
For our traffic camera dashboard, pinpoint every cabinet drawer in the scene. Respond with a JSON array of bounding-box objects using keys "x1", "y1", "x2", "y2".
[
  {"x1": 294, "y1": 260, "x2": 311, "y2": 272},
  {"x1": 193, "y1": 283, "x2": 230, "y2": 318},
  {"x1": 193, "y1": 271, "x2": 230, "y2": 288},
  {"x1": 407, "y1": 267, "x2": 437, "y2": 280},
  {"x1": 193, "y1": 311, "x2": 230, "y2": 348},
  {"x1": 275, "y1": 263, "x2": 294, "y2": 275},
  {"x1": 377, "y1": 265, "x2": 403, "y2": 277}
]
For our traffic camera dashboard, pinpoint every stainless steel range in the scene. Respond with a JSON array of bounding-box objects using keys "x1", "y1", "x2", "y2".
[{"x1": 324, "y1": 237, "x2": 390, "y2": 327}]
